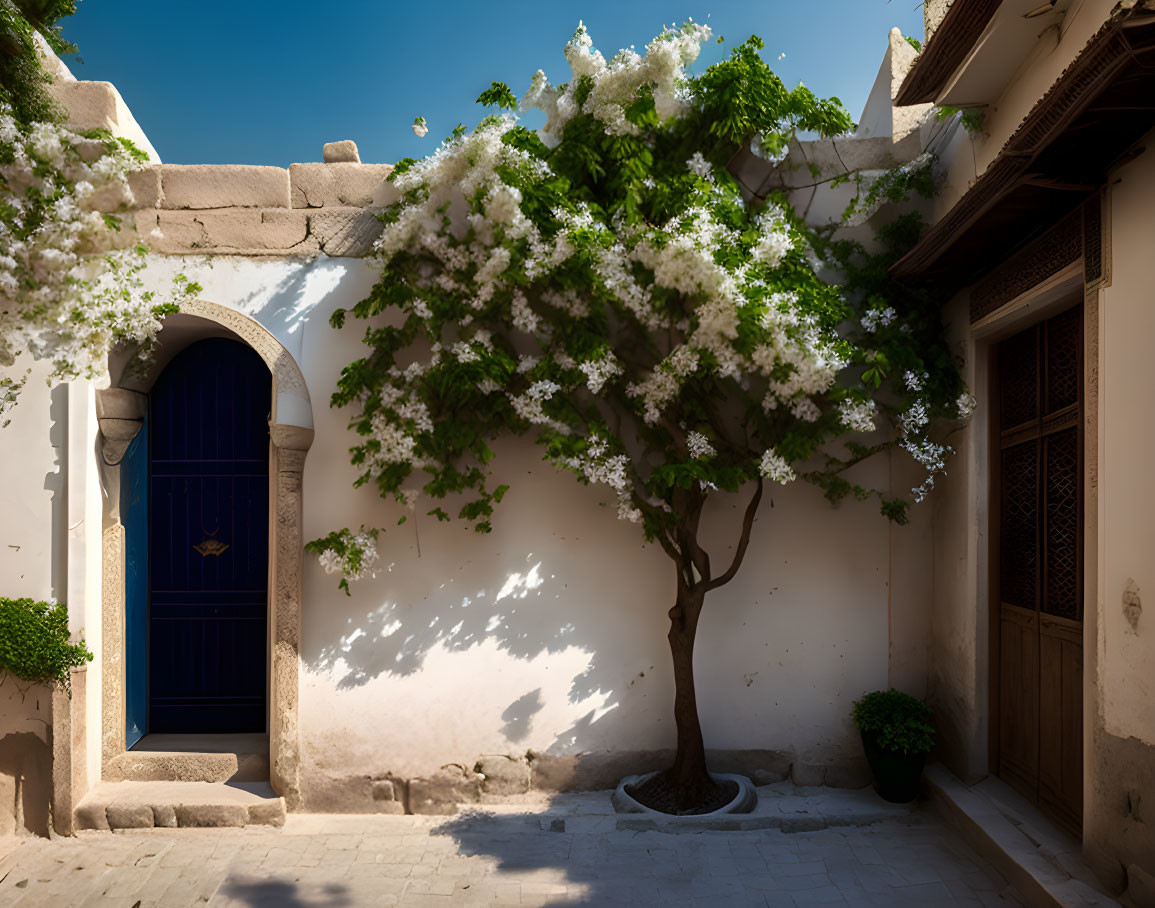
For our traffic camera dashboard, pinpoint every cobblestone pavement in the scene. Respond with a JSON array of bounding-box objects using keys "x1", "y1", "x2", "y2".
[{"x1": 0, "y1": 808, "x2": 1022, "y2": 907}]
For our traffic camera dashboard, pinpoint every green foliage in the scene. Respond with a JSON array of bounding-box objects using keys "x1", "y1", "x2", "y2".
[
  {"x1": 0, "y1": 0, "x2": 78, "y2": 127},
  {"x1": 691, "y1": 35, "x2": 854, "y2": 159},
  {"x1": 476, "y1": 81, "x2": 518, "y2": 110},
  {"x1": 318, "y1": 21, "x2": 967, "y2": 590},
  {"x1": 852, "y1": 688, "x2": 935, "y2": 754},
  {"x1": 0, "y1": 597, "x2": 92, "y2": 693},
  {"x1": 935, "y1": 105, "x2": 985, "y2": 135},
  {"x1": 904, "y1": 35, "x2": 922, "y2": 53}
]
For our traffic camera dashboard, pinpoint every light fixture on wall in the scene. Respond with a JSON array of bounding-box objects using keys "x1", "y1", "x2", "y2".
[{"x1": 1024, "y1": 0, "x2": 1059, "y2": 17}]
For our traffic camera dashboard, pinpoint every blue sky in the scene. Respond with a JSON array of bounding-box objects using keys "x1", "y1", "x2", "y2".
[{"x1": 62, "y1": 1, "x2": 924, "y2": 167}]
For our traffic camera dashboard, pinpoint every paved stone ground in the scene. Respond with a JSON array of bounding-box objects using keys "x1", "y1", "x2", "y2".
[{"x1": 0, "y1": 808, "x2": 1023, "y2": 907}]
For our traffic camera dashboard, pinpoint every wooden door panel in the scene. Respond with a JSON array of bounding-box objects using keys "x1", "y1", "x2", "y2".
[
  {"x1": 999, "y1": 605, "x2": 1039, "y2": 799},
  {"x1": 1039, "y1": 617, "x2": 1083, "y2": 833}
]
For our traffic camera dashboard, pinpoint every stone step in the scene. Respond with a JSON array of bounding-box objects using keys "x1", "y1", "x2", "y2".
[
  {"x1": 105, "y1": 734, "x2": 270, "y2": 783},
  {"x1": 75, "y1": 781, "x2": 285, "y2": 830},
  {"x1": 105, "y1": 749, "x2": 269, "y2": 783}
]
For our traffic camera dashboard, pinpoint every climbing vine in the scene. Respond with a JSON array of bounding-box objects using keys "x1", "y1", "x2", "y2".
[{"x1": 0, "y1": 0, "x2": 198, "y2": 426}]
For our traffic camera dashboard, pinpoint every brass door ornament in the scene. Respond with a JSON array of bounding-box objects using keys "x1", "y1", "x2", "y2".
[{"x1": 194, "y1": 528, "x2": 230, "y2": 557}]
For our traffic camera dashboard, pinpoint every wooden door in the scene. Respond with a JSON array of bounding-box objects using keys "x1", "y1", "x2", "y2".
[
  {"x1": 995, "y1": 305, "x2": 1083, "y2": 835},
  {"x1": 147, "y1": 338, "x2": 271, "y2": 734}
]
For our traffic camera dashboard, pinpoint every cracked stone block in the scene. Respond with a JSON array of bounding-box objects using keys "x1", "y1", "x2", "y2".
[
  {"x1": 151, "y1": 804, "x2": 177, "y2": 828},
  {"x1": 309, "y1": 207, "x2": 384, "y2": 257},
  {"x1": 290, "y1": 163, "x2": 394, "y2": 208},
  {"x1": 476, "y1": 756, "x2": 531, "y2": 795},
  {"x1": 152, "y1": 209, "x2": 311, "y2": 254},
  {"x1": 160, "y1": 164, "x2": 291, "y2": 209},
  {"x1": 323, "y1": 140, "x2": 360, "y2": 163}
]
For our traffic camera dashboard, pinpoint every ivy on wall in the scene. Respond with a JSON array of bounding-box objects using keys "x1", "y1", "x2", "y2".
[{"x1": 0, "y1": 597, "x2": 91, "y2": 694}]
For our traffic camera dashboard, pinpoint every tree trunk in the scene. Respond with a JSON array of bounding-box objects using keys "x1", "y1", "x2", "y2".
[{"x1": 664, "y1": 583, "x2": 717, "y2": 809}]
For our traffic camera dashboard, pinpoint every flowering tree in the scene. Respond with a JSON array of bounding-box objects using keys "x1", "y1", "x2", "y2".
[
  {"x1": 319, "y1": 22, "x2": 970, "y2": 810},
  {"x1": 0, "y1": 1, "x2": 195, "y2": 424}
]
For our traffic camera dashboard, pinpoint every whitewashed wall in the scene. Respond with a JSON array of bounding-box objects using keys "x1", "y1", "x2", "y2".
[{"x1": 127, "y1": 254, "x2": 930, "y2": 790}]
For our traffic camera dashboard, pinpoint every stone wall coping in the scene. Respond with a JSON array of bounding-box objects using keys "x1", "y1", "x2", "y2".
[{"x1": 160, "y1": 164, "x2": 291, "y2": 210}]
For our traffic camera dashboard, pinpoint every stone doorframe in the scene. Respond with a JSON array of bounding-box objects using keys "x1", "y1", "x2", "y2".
[{"x1": 98, "y1": 299, "x2": 313, "y2": 810}]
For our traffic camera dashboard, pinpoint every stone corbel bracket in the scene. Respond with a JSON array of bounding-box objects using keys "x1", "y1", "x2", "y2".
[{"x1": 95, "y1": 387, "x2": 148, "y2": 464}]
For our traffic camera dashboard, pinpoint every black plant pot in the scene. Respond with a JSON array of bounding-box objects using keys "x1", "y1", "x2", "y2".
[{"x1": 860, "y1": 731, "x2": 926, "y2": 803}]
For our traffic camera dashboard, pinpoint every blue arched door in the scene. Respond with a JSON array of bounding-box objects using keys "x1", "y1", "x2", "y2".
[{"x1": 146, "y1": 337, "x2": 271, "y2": 733}]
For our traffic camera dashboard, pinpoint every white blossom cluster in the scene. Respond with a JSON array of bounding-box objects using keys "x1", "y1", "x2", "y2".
[
  {"x1": 686, "y1": 431, "x2": 715, "y2": 460},
  {"x1": 860, "y1": 306, "x2": 895, "y2": 332},
  {"x1": 578, "y1": 352, "x2": 623, "y2": 394},
  {"x1": 317, "y1": 528, "x2": 380, "y2": 582},
  {"x1": 0, "y1": 105, "x2": 176, "y2": 420},
  {"x1": 522, "y1": 21, "x2": 712, "y2": 145},
  {"x1": 759, "y1": 448, "x2": 796, "y2": 484},
  {"x1": 566, "y1": 433, "x2": 641, "y2": 523},
  {"x1": 838, "y1": 398, "x2": 878, "y2": 433}
]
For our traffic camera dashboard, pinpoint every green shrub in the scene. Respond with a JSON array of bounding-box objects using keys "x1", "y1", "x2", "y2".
[
  {"x1": 851, "y1": 688, "x2": 935, "y2": 755},
  {"x1": 0, "y1": 597, "x2": 92, "y2": 693}
]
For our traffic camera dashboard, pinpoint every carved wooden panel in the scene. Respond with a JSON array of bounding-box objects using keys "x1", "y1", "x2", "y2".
[
  {"x1": 1044, "y1": 428, "x2": 1081, "y2": 621},
  {"x1": 1001, "y1": 442, "x2": 1039, "y2": 612},
  {"x1": 971, "y1": 210, "x2": 1083, "y2": 322}
]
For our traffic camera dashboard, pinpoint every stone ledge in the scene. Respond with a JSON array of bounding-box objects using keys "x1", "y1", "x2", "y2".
[
  {"x1": 289, "y1": 162, "x2": 395, "y2": 208},
  {"x1": 925, "y1": 764, "x2": 1118, "y2": 908},
  {"x1": 160, "y1": 164, "x2": 291, "y2": 209}
]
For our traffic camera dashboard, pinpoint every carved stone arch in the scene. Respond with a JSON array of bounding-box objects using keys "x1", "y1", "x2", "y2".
[{"x1": 99, "y1": 300, "x2": 309, "y2": 810}]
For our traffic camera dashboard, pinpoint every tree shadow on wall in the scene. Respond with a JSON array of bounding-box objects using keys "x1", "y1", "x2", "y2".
[{"x1": 301, "y1": 474, "x2": 684, "y2": 758}]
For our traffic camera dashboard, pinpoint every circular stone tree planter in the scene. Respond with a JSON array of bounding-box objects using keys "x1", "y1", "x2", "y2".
[{"x1": 611, "y1": 772, "x2": 758, "y2": 817}]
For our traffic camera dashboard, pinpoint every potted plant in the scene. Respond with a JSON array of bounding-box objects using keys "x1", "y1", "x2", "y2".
[{"x1": 851, "y1": 689, "x2": 934, "y2": 803}]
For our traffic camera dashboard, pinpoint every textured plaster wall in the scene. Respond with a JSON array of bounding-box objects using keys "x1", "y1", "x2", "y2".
[
  {"x1": 1100, "y1": 145, "x2": 1155, "y2": 747},
  {"x1": 1088, "y1": 141, "x2": 1155, "y2": 900},
  {"x1": 927, "y1": 293, "x2": 988, "y2": 783}
]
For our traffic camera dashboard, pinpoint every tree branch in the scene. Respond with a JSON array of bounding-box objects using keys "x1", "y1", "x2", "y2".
[{"x1": 702, "y1": 478, "x2": 764, "y2": 593}]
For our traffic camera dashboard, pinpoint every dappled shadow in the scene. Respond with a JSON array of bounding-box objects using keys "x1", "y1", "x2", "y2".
[
  {"x1": 502, "y1": 688, "x2": 543, "y2": 743},
  {"x1": 303, "y1": 524, "x2": 676, "y2": 759},
  {"x1": 215, "y1": 877, "x2": 352, "y2": 907}
]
